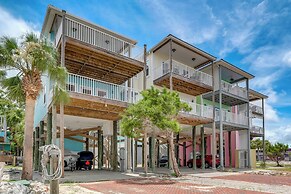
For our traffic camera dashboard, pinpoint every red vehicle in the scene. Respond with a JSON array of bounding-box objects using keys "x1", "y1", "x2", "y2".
[{"x1": 187, "y1": 155, "x2": 220, "y2": 168}]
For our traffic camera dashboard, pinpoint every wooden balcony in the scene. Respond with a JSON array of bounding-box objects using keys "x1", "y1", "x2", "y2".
[
  {"x1": 177, "y1": 102, "x2": 213, "y2": 125},
  {"x1": 59, "y1": 73, "x2": 140, "y2": 120},
  {"x1": 56, "y1": 17, "x2": 144, "y2": 84},
  {"x1": 153, "y1": 60, "x2": 213, "y2": 96}
]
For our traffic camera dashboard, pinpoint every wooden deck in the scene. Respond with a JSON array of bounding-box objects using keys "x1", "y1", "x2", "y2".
[
  {"x1": 177, "y1": 112, "x2": 213, "y2": 126},
  {"x1": 63, "y1": 37, "x2": 144, "y2": 85},
  {"x1": 154, "y1": 73, "x2": 212, "y2": 96},
  {"x1": 57, "y1": 92, "x2": 128, "y2": 121}
]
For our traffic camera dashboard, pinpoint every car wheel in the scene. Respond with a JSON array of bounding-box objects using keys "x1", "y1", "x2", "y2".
[
  {"x1": 187, "y1": 163, "x2": 193, "y2": 168},
  {"x1": 205, "y1": 162, "x2": 210, "y2": 169},
  {"x1": 64, "y1": 160, "x2": 68, "y2": 168},
  {"x1": 89, "y1": 165, "x2": 92, "y2": 170}
]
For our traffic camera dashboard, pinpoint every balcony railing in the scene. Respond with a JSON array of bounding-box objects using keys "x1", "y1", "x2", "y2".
[
  {"x1": 251, "y1": 125, "x2": 263, "y2": 134},
  {"x1": 215, "y1": 109, "x2": 248, "y2": 126},
  {"x1": 55, "y1": 18, "x2": 144, "y2": 62},
  {"x1": 67, "y1": 73, "x2": 141, "y2": 103},
  {"x1": 250, "y1": 103, "x2": 263, "y2": 115},
  {"x1": 154, "y1": 59, "x2": 213, "y2": 87},
  {"x1": 221, "y1": 80, "x2": 247, "y2": 99},
  {"x1": 181, "y1": 101, "x2": 213, "y2": 119}
]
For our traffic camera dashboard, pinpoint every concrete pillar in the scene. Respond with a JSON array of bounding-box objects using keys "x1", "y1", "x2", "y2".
[
  {"x1": 218, "y1": 65, "x2": 224, "y2": 170},
  {"x1": 150, "y1": 136, "x2": 156, "y2": 172},
  {"x1": 192, "y1": 126, "x2": 196, "y2": 170}
]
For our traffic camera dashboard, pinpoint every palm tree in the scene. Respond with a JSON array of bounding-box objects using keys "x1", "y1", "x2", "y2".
[{"x1": 0, "y1": 33, "x2": 67, "y2": 180}]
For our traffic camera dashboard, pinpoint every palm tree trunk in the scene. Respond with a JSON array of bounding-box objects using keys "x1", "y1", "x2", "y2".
[
  {"x1": 21, "y1": 98, "x2": 35, "y2": 180},
  {"x1": 168, "y1": 131, "x2": 181, "y2": 177}
]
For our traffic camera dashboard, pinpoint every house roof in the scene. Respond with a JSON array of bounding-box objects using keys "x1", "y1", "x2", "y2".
[
  {"x1": 214, "y1": 59, "x2": 255, "y2": 80},
  {"x1": 249, "y1": 89, "x2": 268, "y2": 101},
  {"x1": 149, "y1": 34, "x2": 216, "y2": 61},
  {"x1": 41, "y1": 5, "x2": 137, "y2": 45}
]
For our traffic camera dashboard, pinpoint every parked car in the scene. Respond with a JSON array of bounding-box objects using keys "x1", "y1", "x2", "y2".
[
  {"x1": 187, "y1": 155, "x2": 220, "y2": 168},
  {"x1": 159, "y1": 156, "x2": 168, "y2": 167},
  {"x1": 76, "y1": 151, "x2": 94, "y2": 170}
]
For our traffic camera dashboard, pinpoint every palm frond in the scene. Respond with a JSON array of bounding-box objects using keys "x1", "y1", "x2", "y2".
[
  {"x1": 23, "y1": 33, "x2": 38, "y2": 43},
  {"x1": 1, "y1": 76, "x2": 25, "y2": 103},
  {"x1": 53, "y1": 85, "x2": 70, "y2": 104}
]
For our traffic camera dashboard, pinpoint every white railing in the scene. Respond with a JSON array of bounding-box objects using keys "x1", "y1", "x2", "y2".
[
  {"x1": 251, "y1": 125, "x2": 263, "y2": 134},
  {"x1": 181, "y1": 101, "x2": 213, "y2": 119},
  {"x1": 221, "y1": 80, "x2": 247, "y2": 99},
  {"x1": 63, "y1": 18, "x2": 144, "y2": 62},
  {"x1": 250, "y1": 103, "x2": 263, "y2": 115},
  {"x1": 215, "y1": 109, "x2": 248, "y2": 126},
  {"x1": 154, "y1": 59, "x2": 213, "y2": 87},
  {"x1": 67, "y1": 73, "x2": 141, "y2": 103}
]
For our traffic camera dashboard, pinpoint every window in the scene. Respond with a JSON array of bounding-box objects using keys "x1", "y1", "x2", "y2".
[{"x1": 146, "y1": 65, "x2": 149, "y2": 76}]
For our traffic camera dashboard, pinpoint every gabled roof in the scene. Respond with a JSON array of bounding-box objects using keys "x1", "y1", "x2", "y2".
[
  {"x1": 41, "y1": 5, "x2": 137, "y2": 45},
  {"x1": 149, "y1": 34, "x2": 216, "y2": 61},
  {"x1": 214, "y1": 59, "x2": 255, "y2": 80},
  {"x1": 249, "y1": 89, "x2": 268, "y2": 101}
]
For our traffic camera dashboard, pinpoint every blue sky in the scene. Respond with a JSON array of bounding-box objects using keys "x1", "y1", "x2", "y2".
[{"x1": 0, "y1": 0, "x2": 291, "y2": 145}]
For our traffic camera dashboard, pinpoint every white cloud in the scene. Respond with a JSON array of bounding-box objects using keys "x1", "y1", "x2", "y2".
[
  {"x1": 141, "y1": 0, "x2": 222, "y2": 44},
  {"x1": 266, "y1": 124, "x2": 291, "y2": 145},
  {"x1": 0, "y1": 6, "x2": 38, "y2": 37}
]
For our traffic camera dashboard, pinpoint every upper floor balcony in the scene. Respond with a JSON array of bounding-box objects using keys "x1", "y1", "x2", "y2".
[
  {"x1": 178, "y1": 101, "x2": 213, "y2": 125},
  {"x1": 62, "y1": 73, "x2": 141, "y2": 120},
  {"x1": 250, "y1": 125, "x2": 264, "y2": 136},
  {"x1": 52, "y1": 17, "x2": 144, "y2": 85},
  {"x1": 55, "y1": 18, "x2": 144, "y2": 62},
  {"x1": 250, "y1": 103, "x2": 263, "y2": 116},
  {"x1": 221, "y1": 81, "x2": 248, "y2": 99},
  {"x1": 215, "y1": 109, "x2": 248, "y2": 128},
  {"x1": 153, "y1": 59, "x2": 213, "y2": 96}
]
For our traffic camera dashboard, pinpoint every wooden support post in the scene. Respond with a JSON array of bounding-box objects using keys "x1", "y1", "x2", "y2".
[
  {"x1": 183, "y1": 142, "x2": 186, "y2": 167},
  {"x1": 59, "y1": 103, "x2": 65, "y2": 177},
  {"x1": 228, "y1": 131, "x2": 232, "y2": 167},
  {"x1": 201, "y1": 127, "x2": 205, "y2": 169},
  {"x1": 101, "y1": 133, "x2": 104, "y2": 166},
  {"x1": 149, "y1": 137, "x2": 152, "y2": 169},
  {"x1": 175, "y1": 133, "x2": 179, "y2": 166},
  {"x1": 192, "y1": 126, "x2": 196, "y2": 170},
  {"x1": 218, "y1": 65, "x2": 224, "y2": 170},
  {"x1": 150, "y1": 136, "x2": 156, "y2": 172},
  {"x1": 98, "y1": 130, "x2": 102, "y2": 170},
  {"x1": 47, "y1": 113, "x2": 52, "y2": 145},
  {"x1": 39, "y1": 121, "x2": 45, "y2": 172},
  {"x1": 262, "y1": 98, "x2": 266, "y2": 164},
  {"x1": 50, "y1": 105, "x2": 59, "y2": 194},
  {"x1": 134, "y1": 140, "x2": 138, "y2": 168},
  {"x1": 34, "y1": 127, "x2": 40, "y2": 171},
  {"x1": 112, "y1": 121, "x2": 118, "y2": 171},
  {"x1": 93, "y1": 132, "x2": 96, "y2": 170},
  {"x1": 211, "y1": 62, "x2": 216, "y2": 170},
  {"x1": 85, "y1": 133, "x2": 89, "y2": 151},
  {"x1": 157, "y1": 140, "x2": 160, "y2": 168},
  {"x1": 142, "y1": 138, "x2": 144, "y2": 168}
]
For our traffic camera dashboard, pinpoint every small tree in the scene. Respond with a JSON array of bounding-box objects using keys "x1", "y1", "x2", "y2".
[
  {"x1": 121, "y1": 87, "x2": 191, "y2": 177},
  {"x1": 267, "y1": 142, "x2": 288, "y2": 167},
  {"x1": 0, "y1": 33, "x2": 68, "y2": 180}
]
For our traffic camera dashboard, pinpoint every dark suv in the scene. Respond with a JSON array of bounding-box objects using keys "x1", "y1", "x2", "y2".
[
  {"x1": 187, "y1": 155, "x2": 220, "y2": 168},
  {"x1": 76, "y1": 151, "x2": 94, "y2": 170}
]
